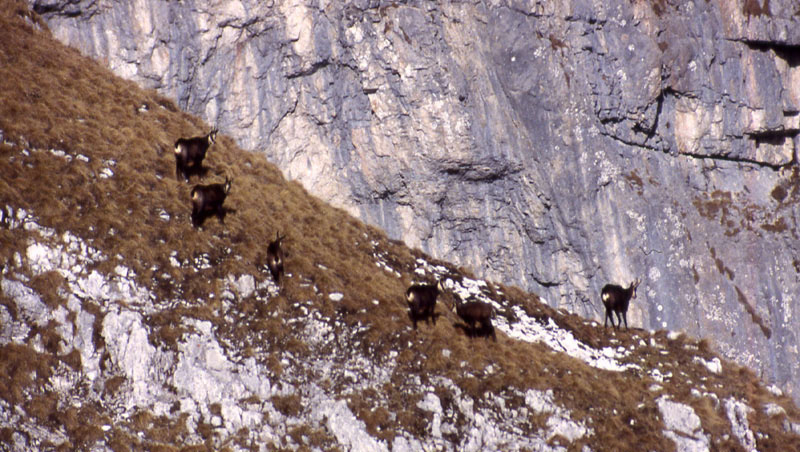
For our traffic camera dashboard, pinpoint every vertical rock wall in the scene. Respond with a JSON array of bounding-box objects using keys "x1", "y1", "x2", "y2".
[{"x1": 29, "y1": 0, "x2": 800, "y2": 400}]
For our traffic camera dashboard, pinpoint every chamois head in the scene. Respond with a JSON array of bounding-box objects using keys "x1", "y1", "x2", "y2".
[
  {"x1": 174, "y1": 128, "x2": 219, "y2": 182},
  {"x1": 405, "y1": 279, "x2": 445, "y2": 330}
]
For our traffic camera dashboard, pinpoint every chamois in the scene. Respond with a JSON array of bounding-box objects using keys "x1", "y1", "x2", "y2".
[
  {"x1": 406, "y1": 280, "x2": 445, "y2": 330},
  {"x1": 601, "y1": 278, "x2": 641, "y2": 330},
  {"x1": 451, "y1": 294, "x2": 496, "y2": 340},
  {"x1": 190, "y1": 176, "x2": 232, "y2": 227},
  {"x1": 266, "y1": 232, "x2": 286, "y2": 288},
  {"x1": 174, "y1": 129, "x2": 218, "y2": 182}
]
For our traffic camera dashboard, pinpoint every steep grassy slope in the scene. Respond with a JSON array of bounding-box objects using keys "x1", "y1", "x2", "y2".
[{"x1": 1, "y1": 2, "x2": 800, "y2": 451}]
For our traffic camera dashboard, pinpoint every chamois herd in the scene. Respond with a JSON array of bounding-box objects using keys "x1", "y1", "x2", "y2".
[
  {"x1": 173, "y1": 129, "x2": 286, "y2": 289},
  {"x1": 174, "y1": 129, "x2": 640, "y2": 339}
]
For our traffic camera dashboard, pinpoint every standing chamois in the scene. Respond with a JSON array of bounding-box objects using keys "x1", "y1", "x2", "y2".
[
  {"x1": 406, "y1": 280, "x2": 445, "y2": 330},
  {"x1": 451, "y1": 294, "x2": 496, "y2": 340},
  {"x1": 190, "y1": 176, "x2": 232, "y2": 227},
  {"x1": 601, "y1": 278, "x2": 641, "y2": 330},
  {"x1": 266, "y1": 232, "x2": 286, "y2": 288},
  {"x1": 175, "y1": 129, "x2": 217, "y2": 182}
]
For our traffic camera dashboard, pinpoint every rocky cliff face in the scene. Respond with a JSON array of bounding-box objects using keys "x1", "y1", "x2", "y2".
[{"x1": 29, "y1": 0, "x2": 800, "y2": 402}]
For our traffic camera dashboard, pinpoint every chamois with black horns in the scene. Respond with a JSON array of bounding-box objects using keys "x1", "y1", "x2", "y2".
[
  {"x1": 190, "y1": 176, "x2": 232, "y2": 227},
  {"x1": 266, "y1": 232, "x2": 286, "y2": 288},
  {"x1": 175, "y1": 129, "x2": 218, "y2": 182},
  {"x1": 451, "y1": 294, "x2": 496, "y2": 340},
  {"x1": 406, "y1": 280, "x2": 445, "y2": 330},
  {"x1": 601, "y1": 278, "x2": 641, "y2": 330}
]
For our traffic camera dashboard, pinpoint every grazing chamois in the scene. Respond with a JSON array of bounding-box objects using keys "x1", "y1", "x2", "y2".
[
  {"x1": 406, "y1": 280, "x2": 445, "y2": 330},
  {"x1": 451, "y1": 294, "x2": 496, "y2": 340},
  {"x1": 601, "y1": 278, "x2": 641, "y2": 330},
  {"x1": 175, "y1": 129, "x2": 218, "y2": 182},
  {"x1": 266, "y1": 232, "x2": 286, "y2": 288},
  {"x1": 191, "y1": 176, "x2": 232, "y2": 227}
]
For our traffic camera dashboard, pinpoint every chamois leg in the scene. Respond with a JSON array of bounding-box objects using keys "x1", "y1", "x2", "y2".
[
  {"x1": 482, "y1": 319, "x2": 497, "y2": 341},
  {"x1": 604, "y1": 308, "x2": 616, "y2": 328}
]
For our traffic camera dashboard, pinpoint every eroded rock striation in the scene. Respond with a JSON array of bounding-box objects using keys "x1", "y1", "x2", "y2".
[{"x1": 29, "y1": 0, "x2": 800, "y2": 400}]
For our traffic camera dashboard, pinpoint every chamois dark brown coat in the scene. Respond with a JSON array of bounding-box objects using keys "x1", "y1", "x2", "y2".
[
  {"x1": 451, "y1": 295, "x2": 496, "y2": 340},
  {"x1": 406, "y1": 280, "x2": 444, "y2": 330},
  {"x1": 266, "y1": 232, "x2": 286, "y2": 288},
  {"x1": 601, "y1": 278, "x2": 641, "y2": 330},
  {"x1": 190, "y1": 176, "x2": 231, "y2": 227},
  {"x1": 175, "y1": 129, "x2": 217, "y2": 182}
]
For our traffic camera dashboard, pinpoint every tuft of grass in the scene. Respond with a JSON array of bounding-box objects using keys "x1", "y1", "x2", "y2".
[
  {"x1": 271, "y1": 394, "x2": 303, "y2": 417},
  {"x1": 0, "y1": 344, "x2": 56, "y2": 406}
]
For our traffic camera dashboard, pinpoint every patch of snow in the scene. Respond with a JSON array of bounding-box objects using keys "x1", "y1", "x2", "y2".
[
  {"x1": 667, "y1": 331, "x2": 683, "y2": 341},
  {"x1": 227, "y1": 274, "x2": 256, "y2": 299},
  {"x1": 412, "y1": 263, "x2": 638, "y2": 372},
  {"x1": 496, "y1": 305, "x2": 637, "y2": 372},
  {"x1": 329, "y1": 292, "x2": 344, "y2": 302},
  {"x1": 650, "y1": 368, "x2": 672, "y2": 383},
  {"x1": 169, "y1": 251, "x2": 181, "y2": 267},
  {"x1": 99, "y1": 167, "x2": 115, "y2": 179},
  {"x1": 767, "y1": 384, "x2": 783, "y2": 397},
  {"x1": 693, "y1": 356, "x2": 721, "y2": 374},
  {"x1": 764, "y1": 403, "x2": 785, "y2": 417},
  {"x1": 375, "y1": 259, "x2": 401, "y2": 278}
]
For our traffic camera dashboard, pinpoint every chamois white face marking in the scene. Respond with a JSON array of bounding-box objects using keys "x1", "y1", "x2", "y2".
[
  {"x1": 174, "y1": 145, "x2": 182, "y2": 155},
  {"x1": 192, "y1": 191, "x2": 199, "y2": 201},
  {"x1": 602, "y1": 292, "x2": 609, "y2": 302}
]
